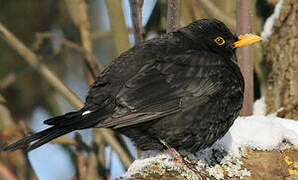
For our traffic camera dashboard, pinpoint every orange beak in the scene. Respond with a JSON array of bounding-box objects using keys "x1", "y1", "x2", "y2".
[{"x1": 232, "y1": 34, "x2": 262, "y2": 48}]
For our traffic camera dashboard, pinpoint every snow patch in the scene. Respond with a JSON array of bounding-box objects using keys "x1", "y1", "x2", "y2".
[
  {"x1": 253, "y1": 97, "x2": 266, "y2": 115},
  {"x1": 217, "y1": 115, "x2": 298, "y2": 156},
  {"x1": 261, "y1": 0, "x2": 284, "y2": 41}
]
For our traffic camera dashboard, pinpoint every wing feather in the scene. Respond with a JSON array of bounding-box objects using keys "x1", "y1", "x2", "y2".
[{"x1": 99, "y1": 52, "x2": 228, "y2": 129}]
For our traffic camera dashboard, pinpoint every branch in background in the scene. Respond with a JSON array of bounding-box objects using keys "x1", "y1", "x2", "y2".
[
  {"x1": 105, "y1": 0, "x2": 131, "y2": 55},
  {"x1": 0, "y1": 95, "x2": 16, "y2": 132},
  {"x1": 0, "y1": 95, "x2": 37, "y2": 180},
  {"x1": 0, "y1": 162, "x2": 19, "y2": 180},
  {"x1": 0, "y1": 21, "x2": 83, "y2": 110},
  {"x1": 236, "y1": 0, "x2": 253, "y2": 115},
  {"x1": 85, "y1": 152, "x2": 98, "y2": 180},
  {"x1": 196, "y1": 0, "x2": 236, "y2": 31},
  {"x1": 93, "y1": 132, "x2": 108, "y2": 180},
  {"x1": 166, "y1": 0, "x2": 181, "y2": 33},
  {"x1": 129, "y1": 0, "x2": 144, "y2": 44},
  {"x1": 91, "y1": 28, "x2": 143, "y2": 40},
  {"x1": 33, "y1": 32, "x2": 105, "y2": 71},
  {"x1": 0, "y1": 72, "x2": 16, "y2": 90},
  {"x1": 64, "y1": 0, "x2": 101, "y2": 79},
  {"x1": 0, "y1": 20, "x2": 134, "y2": 168},
  {"x1": 100, "y1": 129, "x2": 134, "y2": 170},
  {"x1": 76, "y1": 148, "x2": 86, "y2": 180},
  {"x1": 50, "y1": 136, "x2": 78, "y2": 146}
]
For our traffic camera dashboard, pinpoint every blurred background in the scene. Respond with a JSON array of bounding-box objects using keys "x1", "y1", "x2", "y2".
[{"x1": 0, "y1": 0, "x2": 297, "y2": 179}]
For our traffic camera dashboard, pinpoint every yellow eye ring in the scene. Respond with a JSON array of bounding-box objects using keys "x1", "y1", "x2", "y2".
[{"x1": 214, "y1": 37, "x2": 225, "y2": 45}]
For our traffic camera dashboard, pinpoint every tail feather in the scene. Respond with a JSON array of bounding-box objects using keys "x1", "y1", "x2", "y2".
[
  {"x1": 2, "y1": 109, "x2": 107, "y2": 152},
  {"x1": 2, "y1": 126, "x2": 57, "y2": 151},
  {"x1": 26, "y1": 126, "x2": 76, "y2": 151},
  {"x1": 3, "y1": 111, "x2": 85, "y2": 152}
]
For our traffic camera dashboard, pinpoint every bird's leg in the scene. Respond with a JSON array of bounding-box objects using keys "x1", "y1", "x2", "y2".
[
  {"x1": 159, "y1": 139, "x2": 184, "y2": 163},
  {"x1": 159, "y1": 139, "x2": 204, "y2": 179}
]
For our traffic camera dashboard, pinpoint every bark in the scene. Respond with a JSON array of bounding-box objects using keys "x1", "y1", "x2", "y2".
[
  {"x1": 264, "y1": 0, "x2": 298, "y2": 120},
  {"x1": 118, "y1": 148, "x2": 298, "y2": 180}
]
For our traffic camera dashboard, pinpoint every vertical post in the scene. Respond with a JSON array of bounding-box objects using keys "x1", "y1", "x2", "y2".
[
  {"x1": 236, "y1": 0, "x2": 253, "y2": 116},
  {"x1": 167, "y1": 0, "x2": 181, "y2": 33}
]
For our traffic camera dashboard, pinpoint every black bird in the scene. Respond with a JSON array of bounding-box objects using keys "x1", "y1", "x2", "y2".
[{"x1": 3, "y1": 19, "x2": 262, "y2": 153}]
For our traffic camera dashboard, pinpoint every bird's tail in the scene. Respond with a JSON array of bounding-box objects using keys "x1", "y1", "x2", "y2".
[{"x1": 2, "y1": 109, "x2": 97, "y2": 152}]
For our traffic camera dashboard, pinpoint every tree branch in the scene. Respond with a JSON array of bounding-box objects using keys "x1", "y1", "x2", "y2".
[
  {"x1": 167, "y1": 0, "x2": 181, "y2": 33},
  {"x1": 236, "y1": 0, "x2": 253, "y2": 115},
  {"x1": 0, "y1": 162, "x2": 19, "y2": 180},
  {"x1": 0, "y1": 21, "x2": 83, "y2": 110},
  {"x1": 129, "y1": 0, "x2": 144, "y2": 44},
  {"x1": 105, "y1": 0, "x2": 131, "y2": 55},
  {"x1": 0, "y1": 21, "x2": 134, "y2": 168}
]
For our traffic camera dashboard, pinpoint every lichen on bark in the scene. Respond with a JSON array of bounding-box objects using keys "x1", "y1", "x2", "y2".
[{"x1": 264, "y1": 0, "x2": 298, "y2": 120}]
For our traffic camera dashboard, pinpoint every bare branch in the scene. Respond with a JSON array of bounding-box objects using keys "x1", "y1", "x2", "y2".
[
  {"x1": 77, "y1": 148, "x2": 86, "y2": 180},
  {"x1": 86, "y1": 152, "x2": 98, "y2": 180},
  {"x1": 99, "y1": 129, "x2": 134, "y2": 170},
  {"x1": 93, "y1": 131, "x2": 107, "y2": 180},
  {"x1": 167, "y1": 0, "x2": 181, "y2": 33},
  {"x1": 0, "y1": 162, "x2": 19, "y2": 180},
  {"x1": 0, "y1": 73, "x2": 16, "y2": 90},
  {"x1": 129, "y1": 0, "x2": 144, "y2": 44},
  {"x1": 0, "y1": 21, "x2": 83, "y2": 110},
  {"x1": 236, "y1": 0, "x2": 253, "y2": 115},
  {"x1": 90, "y1": 28, "x2": 142, "y2": 40},
  {"x1": 65, "y1": 0, "x2": 102, "y2": 79},
  {"x1": 50, "y1": 136, "x2": 78, "y2": 146},
  {"x1": 33, "y1": 32, "x2": 105, "y2": 71},
  {"x1": 105, "y1": 0, "x2": 131, "y2": 54},
  {"x1": 0, "y1": 21, "x2": 134, "y2": 167},
  {"x1": 196, "y1": 0, "x2": 236, "y2": 31}
]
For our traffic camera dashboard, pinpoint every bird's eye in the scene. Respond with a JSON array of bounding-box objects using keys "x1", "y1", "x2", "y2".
[{"x1": 214, "y1": 37, "x2": 225, "y2": 45}]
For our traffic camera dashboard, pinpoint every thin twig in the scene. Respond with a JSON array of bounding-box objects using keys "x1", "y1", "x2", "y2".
[
  {"x1": 129, "y1": 0, "x2": 144, "y2": 44},
  {"x1": 90, "y1": 28, "x2": 142, "y2": 39},
  {"x1": 0, "y1": 73, "x2": 16, "y2": 90},
  {"x1": 99, "y1": 129, "x2": 134, "y2": 170},
  {"x1": 236, "y1": 0, "x2": 253, "y2": 115},
  {"x1": 33, "y1": 32, "x2": 85, "y2": 53},
  {"x1": 167, "y1": 0, "x2": 181, "y2": 33},
  {"x1": 93, "y1": 131, "x2": 107, "y2": 180},
  {"x1": 196, "y1": 0, "x2": 236, "y2": 31},
  {"x1": 0, "y1": 162, "x2": 19, "y2": 180},
  {"x1": 77, "y1": 148, "x2": 86, "y2": 180},
  {"x1": 33, "y1": 32, "x2": 104, "y2": 71},
  {"x1": 86, "y1": 152, "x2": 98, "y2": 180},
  {"x1": 50, "y1": 136, "x2": 78, "y2": 146}
]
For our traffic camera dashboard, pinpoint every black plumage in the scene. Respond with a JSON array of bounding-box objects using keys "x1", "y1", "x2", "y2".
[{"x1": 3, "y1": 19, "x2": 257, "y2": 153}]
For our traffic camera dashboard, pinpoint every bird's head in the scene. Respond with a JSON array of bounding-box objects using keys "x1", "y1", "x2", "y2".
[{"x1": 178, "y1": 19, "x2": 262, "y2": 58}]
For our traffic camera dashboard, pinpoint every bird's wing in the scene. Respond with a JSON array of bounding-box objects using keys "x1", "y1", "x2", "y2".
[{"x1": 100, "y1": 51, "x2": 230, "y2": 129}]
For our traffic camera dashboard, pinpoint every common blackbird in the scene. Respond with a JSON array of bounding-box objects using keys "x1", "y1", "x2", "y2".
[{"x1": 3, "y1": 19, "x2": 262, "y2": 153}]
